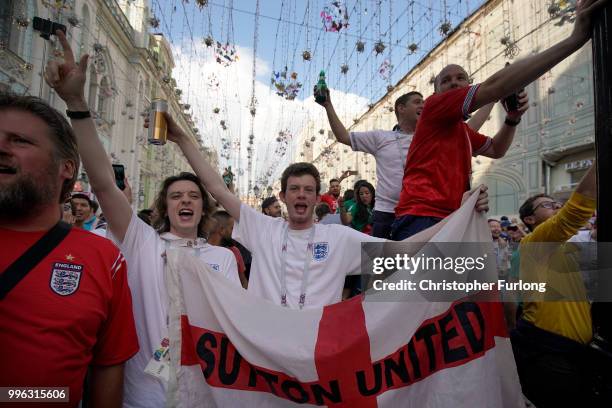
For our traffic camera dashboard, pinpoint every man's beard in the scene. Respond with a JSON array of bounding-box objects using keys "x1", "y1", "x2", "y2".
[{"x1": 0, "y1": 173, "x2": 57, "y2": 220}]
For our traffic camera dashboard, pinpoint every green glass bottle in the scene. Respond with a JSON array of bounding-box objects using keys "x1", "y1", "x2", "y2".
[{"x1": 315, "y1": 70, "x2": 328, "y2": 103}]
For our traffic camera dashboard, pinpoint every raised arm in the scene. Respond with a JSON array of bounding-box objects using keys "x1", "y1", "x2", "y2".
[
  {"x1": 45, "y1": 30, "x2": 132, "y2": 241},
  {"x1": 466, "y1": 102, "x2": 495, "y2": 132},
  {"x1": 158, "y1": 114, "x2": 242, "y2": 221},
  {"x1": 479, "y1": 90, "x2": 529, "y2": 159},
  {"x1": 315, "y1": 87, "x2": 351, "y2": 146},
  {"x1": 471, "y1": 0, "x2": 607, "y2": 112}
]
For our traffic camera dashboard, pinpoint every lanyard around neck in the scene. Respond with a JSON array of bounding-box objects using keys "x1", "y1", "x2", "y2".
[
  {"x1": 163, "y1": 238, "x2": 204, "y2": 258},
  {"x1": 279, "y1": 223, "x2": 316, "y2": 309}
]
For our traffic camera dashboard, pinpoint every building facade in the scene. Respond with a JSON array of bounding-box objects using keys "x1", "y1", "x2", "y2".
[
  {"x1": 0, "y1": 0, "x2": 218, "y2": 209},
  {"x1": 297, "y1": 0, "x2": 594, "y2": 217}
]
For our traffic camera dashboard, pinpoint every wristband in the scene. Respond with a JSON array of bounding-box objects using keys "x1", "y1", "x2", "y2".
[
  {"x1": 504, "y1": 117, "x2": 520, "y2": 127},
  {"x1": 66, "y1": 110, "x2": 91, "y2": 119}
]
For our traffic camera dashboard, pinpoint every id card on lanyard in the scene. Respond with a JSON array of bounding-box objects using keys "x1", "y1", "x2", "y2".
[{"x1": 279, "y1": 224, "x2": 316, "y2": 309}]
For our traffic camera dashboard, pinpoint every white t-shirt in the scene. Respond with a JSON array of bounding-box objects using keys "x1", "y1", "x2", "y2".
[
  {"x1": 233, "y1": 204, "x2": 385, "y2": 309},
  {"x1": 113, "y1": 213, "x2": 241, "y2": 408},
  {"x1": 350, "y1": 129, "x2": 413, "y2": 213}
]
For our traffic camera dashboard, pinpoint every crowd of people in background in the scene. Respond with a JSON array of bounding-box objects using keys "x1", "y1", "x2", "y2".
[{"x1": 1, "y1": 1, "x2": 610, "y2": 406}]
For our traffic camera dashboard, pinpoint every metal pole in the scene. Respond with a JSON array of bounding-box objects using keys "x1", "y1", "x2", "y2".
[{"x1": 591, "y1": 4, "x2": 612, "y2": 344}]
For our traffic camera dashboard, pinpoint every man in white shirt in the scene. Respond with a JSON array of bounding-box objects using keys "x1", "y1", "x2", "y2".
[
  {"x1": 317, "y1": 89, "x2": 493, "y2": 239},
  {"x1": 152, "y1": 111, "x2": 490, "y2": 310},
  {"x1": 44, "y1": 31, "x2": 240, "y2": 408}
]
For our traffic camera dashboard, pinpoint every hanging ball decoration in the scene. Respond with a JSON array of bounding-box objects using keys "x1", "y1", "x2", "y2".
[
  {"x1": 220, "y1": 120, "x2": 226, "y2": 126},
  {"x1": 148, "y1": 17, "x2": 160, "y2": 29},
  {"x1": 204, "y1": 36, "x2": 214, "y2": 47},
  {"x1": 340, "y1": 64, "x2": 349, "y2": 74},
  {"x1": 310, "y1": 136, "x2": 316, "y2": 142},
  {"x1": 408, "y1": 43, "x2": 418, "y2": 53},
  {"x1": 250, "y1": 107, "x2": 256, "y2": 116},
  {"x1": 374, "y1": 41, "x2": 386, "y2": 55},
  {"x1": 319, "y1": 129, "x2": 325, "y2": 135},
  {"x1": 195, "y1": 0, "x2": 208, "y2": 8},
  {"x1": 302, "y1": 50, "x2": 311, "y2": 61},
  {"x1": 386, "y1": 85, "x2": 394, "y2": 92},
  {"x1": 23, "y1": 63, "x2": 34, "y2": 71},
  {"x1": 67, "y1": 14, "x2": 80, "y2": 27},
  {"x1": 276, "y1": 137, "x2": 282, "y2": 142},
  {"x1": 14, "y1": 15, "x2": 29, "y2": 28},
  {"x1": 548, "y1": 3, "x2": 561, "y2": 18},
  {"x1": 356, "y1": 40, "x2": 365, "y2": 53},
  {"x1": 213, "y1": 107, "x2": 220, "y2": 114},
  {"x1": 439, "y1": 21, "x2": 452, "y2": 36},
  {"x1": 162, "y1": 75, "x2": 171, "y2": 83},
  {"x1": 183, "y1": 104, "x2": 190, "y2": 110}
]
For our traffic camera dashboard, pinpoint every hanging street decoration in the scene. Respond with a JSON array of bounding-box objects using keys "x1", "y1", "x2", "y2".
[
  {"x1": 374, "y1": 40, "x2": 386, "y2": 55},
  {"x1": 207, "y1": 73, "x2": 219, "y2": 89},
  {"x1": 439, "y1": 21, "x2": 452, "y2": 36},
  {"x1": 356, "y1": 40, "x2": 365, "y2": 53},
  {"x1": 148, "y1": 16, "x2": 160, "y2": 29},
  {"x1": 321, "y1": 1, "x2": 350, "y2": 33},
  {"x1": 271, "y1": 68, "x2": 302, "y2": 100},
  {"x1": 215, "y1": 41, "x2": 239, "y2": 66},
  {"x1": 378, "y1": 59, "x2": 392, "y2": 79}
]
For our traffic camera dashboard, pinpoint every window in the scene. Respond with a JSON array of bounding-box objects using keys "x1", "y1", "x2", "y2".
[
  {"x1": 98, "y1": 76, "x2": 111, "y2": 120},
  {"x1": 78, "y1": 4, "x2": 90, "y2": 59},
  {"x1": 0, "y1": 0, "x2": 35, "y2": 60},
  {"x1": 481, "y1": 178, "x2": 518, "y2": 216},
  {"x1": 88, "y1": 65, "x2": 98, "y2": 110}
]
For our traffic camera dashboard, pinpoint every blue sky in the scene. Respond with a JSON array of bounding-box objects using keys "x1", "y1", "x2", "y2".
[
  {"x1": 149, "y1": 0, "x2": 485, "y2": 191},
  {"x1": 152, "y1": 0, "x2": 484, "y2": 102}
]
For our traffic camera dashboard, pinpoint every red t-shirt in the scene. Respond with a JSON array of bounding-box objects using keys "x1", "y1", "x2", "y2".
[
  {"x1": 395, "y1": 85, "x2": 492, "y2": 218},
  {"x1": 0, "y1": 226, "x2": 139, "y2": 407},
  {"x1": 320, "y1": 193, "x2": 339, "y2": 213}
]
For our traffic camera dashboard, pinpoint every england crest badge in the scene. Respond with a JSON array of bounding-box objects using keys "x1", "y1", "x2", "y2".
[
  {"x1": 312, "y1": 242, "x2": 329, "y2": 262},
  {"x1": 50, "y1": 262, "x2": 83, "y2": 296}
]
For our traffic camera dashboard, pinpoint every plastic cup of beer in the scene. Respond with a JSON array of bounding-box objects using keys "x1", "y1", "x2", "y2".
[{"x1": 148, "y1": 99, "x2": 168, "y2": 145}]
